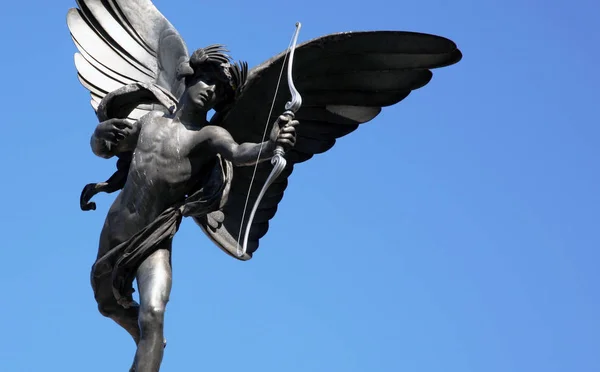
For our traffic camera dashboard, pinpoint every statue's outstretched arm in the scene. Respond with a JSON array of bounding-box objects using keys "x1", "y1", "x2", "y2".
[
  {"x1": 203, "y1": 125, "x2": 274, "y2": 167},
  {"x1": 91, "y1": 118, "x2": 142, "y2": 159},
  {"x1": 203, "y1": 116, "x2": 298, "y2": 167}
]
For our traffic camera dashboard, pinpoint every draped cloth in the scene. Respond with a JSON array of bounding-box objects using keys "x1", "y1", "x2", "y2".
[{"x1": 90, "y1": 155, "x2": 233, "y2": 308}]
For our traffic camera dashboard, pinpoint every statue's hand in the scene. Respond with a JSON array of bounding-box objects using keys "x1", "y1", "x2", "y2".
[
  {"x1": 94, "y1": 119, "x2": 135, "y2": 147},
  {"x1": 80, "y1": 182, "x2": 108, "y2": 211},
  {"x1": 269, "y1": 115, "x2": 298, "y2": 151}
]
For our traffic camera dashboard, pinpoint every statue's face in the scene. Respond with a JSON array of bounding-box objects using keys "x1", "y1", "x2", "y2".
[{"x1": 185, "y1": 69, "x2": 226, "y2": 111}]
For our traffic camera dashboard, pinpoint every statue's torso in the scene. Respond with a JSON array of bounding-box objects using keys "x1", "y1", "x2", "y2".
[{"x1": 111, "y1": 112, "x2": 216, "y2": 233}]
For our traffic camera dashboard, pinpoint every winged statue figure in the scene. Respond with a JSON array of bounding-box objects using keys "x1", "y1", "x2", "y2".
[{"x1": 66, "y1": 0, "x2": 462, "y2": 370}]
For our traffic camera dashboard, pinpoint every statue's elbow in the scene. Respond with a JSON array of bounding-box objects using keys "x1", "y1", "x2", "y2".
[
  {"x1": 95, "y1": 151, "x2": 114, "y2": 159},
  {"x1": 229, "y1": 154, "x2": 243, "y2": 167},
  {"x1": 230, "y1": 150, "x2": 256, "y2": 167},
  {"x1": 90, "y1": 135, "x2": 114, "y2": 159}
]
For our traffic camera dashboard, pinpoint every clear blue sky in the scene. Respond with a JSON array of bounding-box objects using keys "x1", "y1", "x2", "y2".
[{"x1": 0, "y1": 0, "x2": 598, "y2": 371}]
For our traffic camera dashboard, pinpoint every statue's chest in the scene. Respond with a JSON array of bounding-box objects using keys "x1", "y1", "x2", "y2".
[
  {"x1": 137, "y1": 120, "x2": 193, "y2": 159},
  {"x1": 133, "y1": 121, "x2": 196, "y2": 186}
]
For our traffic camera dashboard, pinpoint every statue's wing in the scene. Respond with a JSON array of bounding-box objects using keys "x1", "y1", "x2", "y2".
[
  {"x1": 67, "y1": 0, "x2": 188, "y2": 120},
  {"x1": 194, "y1": 31, "x2": 462, "y2": 260}
]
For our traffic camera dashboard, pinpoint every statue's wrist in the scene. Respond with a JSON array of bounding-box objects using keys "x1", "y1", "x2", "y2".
[{"x1": 264, "y1": 140, "x2": 276, "y2": 152}]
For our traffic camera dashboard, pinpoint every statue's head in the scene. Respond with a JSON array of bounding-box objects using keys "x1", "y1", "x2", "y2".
[{"x1": 176, "y1": 45, "x2": 248, "y2": 113}]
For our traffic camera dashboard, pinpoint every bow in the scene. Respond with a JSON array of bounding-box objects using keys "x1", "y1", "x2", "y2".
[{"x1": 237, "y1": 22, "x2": 303, "y2": 257}]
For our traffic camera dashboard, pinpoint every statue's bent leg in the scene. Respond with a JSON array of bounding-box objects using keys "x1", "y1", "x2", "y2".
[
  {"x1": 132, "y1": 244, "x2": 172, "y2": 372},
  {"x1": 93, "y1": 273, "x2": 141, "y2": 341},
  {"x1": 93, "y1": 222, "x2": 140, "y2": 343}
]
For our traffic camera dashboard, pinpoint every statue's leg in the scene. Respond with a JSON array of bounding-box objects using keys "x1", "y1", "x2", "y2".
[
  {"x1": 94, "y1": 276, "x2": 141, "y2": 342},
  {"x1": 132, "y1": 243, "x2": 172, "y2": 372},
  {"x1": 94, "y1": 221, "x2": 141, "y2": 343}
]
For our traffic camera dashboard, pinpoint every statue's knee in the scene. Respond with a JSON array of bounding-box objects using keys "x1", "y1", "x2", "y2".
[
  {"x1": 139, "y1": 304, "x2": 166, "y2": 327},
  {"x1": 97, "y1": 302, "x2": 119, "y2": 318}
]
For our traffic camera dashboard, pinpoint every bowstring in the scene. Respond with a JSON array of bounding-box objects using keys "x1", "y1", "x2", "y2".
[{"x1": 236, "y1": 34, "x2": 294, "y2": 254}]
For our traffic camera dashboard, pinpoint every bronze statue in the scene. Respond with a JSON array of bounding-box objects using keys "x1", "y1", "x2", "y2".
[{"x1": 66, "y1": 1, "x2": 462, "y2": 370}]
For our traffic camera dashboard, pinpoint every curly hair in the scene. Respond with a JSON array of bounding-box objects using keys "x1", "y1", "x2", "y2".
[{"x1": 176, "y1": 44, "x2": 248, "y2": 103}]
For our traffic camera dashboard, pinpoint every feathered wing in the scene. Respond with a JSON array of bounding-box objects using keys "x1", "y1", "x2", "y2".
[
  {"x1": 67, "y1": 0, "x2": 189, "y2": 120},
  {"x1": 195, "y1": 31, "x2": 462, "y2": 260}
]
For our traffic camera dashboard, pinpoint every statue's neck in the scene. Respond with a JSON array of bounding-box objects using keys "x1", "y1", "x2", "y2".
[{"x1": 174, "y1": 101, "x2": 208, "y2": 128}]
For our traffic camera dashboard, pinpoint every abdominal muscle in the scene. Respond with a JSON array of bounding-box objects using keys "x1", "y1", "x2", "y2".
[
  {"x1": 124, "y1": 155, "x2": 191, "y2": 222},
  {"x1": 109, "y1": 114, "x2": 215, "y2": 236}
]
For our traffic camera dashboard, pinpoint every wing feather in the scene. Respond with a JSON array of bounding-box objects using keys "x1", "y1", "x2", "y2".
[
  {"x1": 74, "y1": 53, "x2": 128, "y2": 93},
  {"x1": 293, "y1": 137, "x2": 336, "y2": 154},
  {"x1": 78, "y1": 0, "x2": 158, "y2": 72},
  {"x1": 293, "y1": 120, "x2": 358, "y2": 138},
  {"x1": 75, "y1": 2, "x2": 155, "y2": 76},
  {"x1": 299, "y1": 50, "x2": 462, "y2": 75},
  {"x1": 303, "y1": 31, "x2": 459, "y2": 54},
  {"x1": 73, "y1": 39, "x2": 139, "y2": 85},
  {"x1": 77, "y1": 73, "x2": 107, "y2": 97},
  {"x1": 105, "y1": 0, "x2": 156, "y2": 55},
  {"x1": 298, "y1": 70, "x2": 432, "y2": 92},
  {"x1": 296, "y1": 106, "x2": 380, "y2": 125},
  {"x1": 68, "y1": 9, "x2": 153, "y2": 80},
  {"x1": 304, "y1": 90, "x2": 413, "y2": 107}
]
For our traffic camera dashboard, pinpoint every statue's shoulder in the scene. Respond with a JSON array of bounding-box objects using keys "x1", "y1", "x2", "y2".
[
  {"x1": 97, "y1": 82, "x2": 178, "y2": 123},
  {"x1": 138, "y1": 109, "x2": 172, "y2": 124}
]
